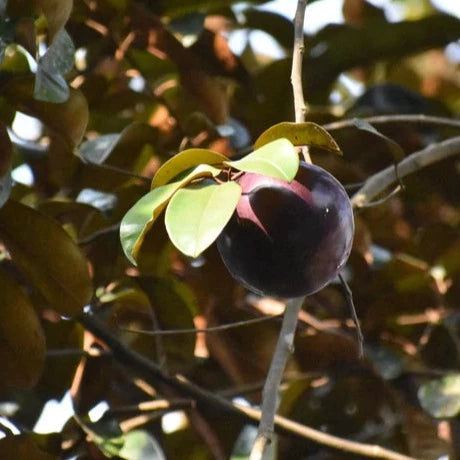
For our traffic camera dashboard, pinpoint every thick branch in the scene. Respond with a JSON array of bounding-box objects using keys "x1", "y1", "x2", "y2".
[{"x1": 352, "y1": 136, "x2": 460, "y2": 207}]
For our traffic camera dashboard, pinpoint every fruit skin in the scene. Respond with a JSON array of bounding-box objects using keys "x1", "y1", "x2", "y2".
[{"x1": 217, "y1": 161, "x2": 354, "y2": 298}]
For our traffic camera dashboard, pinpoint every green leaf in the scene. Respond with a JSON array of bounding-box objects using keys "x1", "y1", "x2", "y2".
[
  {"x1": 0, "y1": 267, "x2": 46, "y2": 389},
  {"x1": 37, "y1": 0, "x2": 73, "y2": 42},
  {"x1": 119, "y1": 430, "x2": 166, "y2": 460},
  {"x1": 254, "y1": 121, "x2": 342, "y2": 154},
  {"x1": 151, "y1": 148, "x2": 227, "y2": 188},
  {"x1": 79, "y1": 122, "x2": 158, "y2": 170},
  {"x1": 120, "y1": 164, "x2": 221, "y2": 264},
  {"x1": 352, "y1": 118, "x2": 405, "y2": 162},
  {"x1": 418, "y1": 374, "x2": 460, "y2": 418},
  {"x1": 34, "y1": 29, "x2": 75, "y2": 103},
  {"x1": 224, "y1": 138, "x2": 299, "y2": 182},
  {"x1": 0, "y1": 199, "x2": 93, "y2": 316},
  {"x1": 4, "y1": 76, "x2": 88, "y2": 148},
  {"x1": 165, "y1": 180, "x2": 241, "y2": 258}
]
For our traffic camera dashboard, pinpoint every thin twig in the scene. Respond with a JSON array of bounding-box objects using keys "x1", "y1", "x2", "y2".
[
  {"x1": 323, "y1": 114, "x2": 460, "y2": 132},
  {"x1": 251, "y1": 297, "x2": 304, "y2": 460},
  {"x1": 79, "y1": 314, "x2": 416, "y2": 460},
  {"x1": 290, "y1": 0, "x2": 311, "y2": 163},
  {"x1": 338, "y1": 273, "x2": 364, "y2": 357},
  {"x1": 352, "y1": 135, "x2": 460, "y2": 207},
  {"x1": 120, "y1": 313, "x2": 282, "y2": 336}
]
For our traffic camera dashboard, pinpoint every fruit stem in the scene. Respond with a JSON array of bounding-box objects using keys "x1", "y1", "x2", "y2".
[{"x1": 290, "y1": 0, "x2": 312, "y2": 163}]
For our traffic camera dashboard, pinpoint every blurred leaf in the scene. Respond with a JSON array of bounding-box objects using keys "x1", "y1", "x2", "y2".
[
  {"x1": 0, "y1": 168, "x2": 11, "y2": 208},
  {"x1": 0, "y1": 17, "x2": 15, "y2": 66},
  {"x1": 165, "y1": 181, "x2": 241, "y2": 258},
  {"x1": 254, "y1": 122, "x2": 342, "y2": 154},
  {"x1": 418, "y1": 374, "x2": 460, "y2": 418},
  {"x1": 120, "y1": 164, "x2": 222, "y2": 264},
  {"x1": 242, "y1": 9, "x2": 293, "y2": 49},
  {"x1": 0, "y1": 199, "x2": 93, "y2": 316},
  {"x1": 0, "y1": 267, "x2": 46, "y2": 388},
  {"x1": 37, "y1": 0, "x2": 73, "y2": 41},
  {"x1": 137, "y1": 277, "x2": 197, "y2": 370},
  {"x1": 35, "y1": 29, "x2": 75, "y2": 103},
  {"x1": 119, "y1": 430, "x2": 166, "y2": 460},
  {"x1": 151, "y1": 148, "x2": 227, "y2": 188},
  {"x1": 79, "y1": 122, "x2": 158, "y2": 170},
  {"x1": 224, "y1": 138, "x2": 299, "y2": 182},
  {"x1": 3, "y1": 76, "x2": 88, "y2": 148},
  {"x1": 0, "y1": 434, "x2": 58, "y2": 459},
  {"x1": 353, "y1": 118, "x2": 404, "y2": 162}
]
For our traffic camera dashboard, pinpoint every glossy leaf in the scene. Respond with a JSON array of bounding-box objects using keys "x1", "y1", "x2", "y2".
[
  {"x1": 165, "y1": 180, "x2": 241, "y2": 258},
  {"x1": 151, "y1": 148, "x2": 227, "y2": 188},
  {"x1": 352, "y1": 118, "x2": 405, "y2": 162},
  {"x1": 0, "y1": 267, "x2": 46, "y2": 388},
  {"x1": 35, "y1": 29, "x2": 75, "y2": 103},
  {"x1": 254, "y1": 121, "x2": 342, "y2": 154},
  {"x1": 418, "y1": 374, "x2": 460, "y2": 418},
  {"x1": 120, "y1": 164, "x2": 221, "y2": 264},
  {"x1": 224, "y1": 138, "x2": 299, "y2": 182},
  {"x1": 0, "y1": 200, "x2": 93, "y2": 316}
]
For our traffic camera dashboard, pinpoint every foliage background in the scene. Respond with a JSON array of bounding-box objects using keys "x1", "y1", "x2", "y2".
[{"x1": 0, "y1": 0, "x2": 459, "y2": 458}]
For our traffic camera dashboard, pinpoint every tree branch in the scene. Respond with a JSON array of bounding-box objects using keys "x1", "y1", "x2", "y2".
[
  {"x1": 323, "y1": 114, "x2": 460, "y2": 132},
  {"x1": 352, "y1": 136, "x2": 460, "y2": 207},
  {"x1": 79, "y1": 313, "x2": 417, "y2": 460}
]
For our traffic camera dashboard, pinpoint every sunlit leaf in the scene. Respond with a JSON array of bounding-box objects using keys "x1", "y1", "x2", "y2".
[
  {"x1": 119, "y1": 430, "x2": 166, "y2": 460},
  {"x1": 254, "y1": 121, "x2": 341, "y2": 154},
  {"x1": 418, "y1": 374, "x2": 460, "y2": 418},
  {"x1": 120, "y1": 164, "x2": 221, "y2": 264},
  {"x1": 0, "y1": 200, "x2": 93, "y2": 316},
  {"x1": 165, "y1": 180, "x2": 241, "y2": 258},
  {"x1": 224, "y1": 138, "x2": 299, "y2": 182},
  {"x1": 151, "y1": 148, "x2": 227, "y2": 188},
  {"x1": 0, "y1": 267, "x2": 46, "y2": 388}
]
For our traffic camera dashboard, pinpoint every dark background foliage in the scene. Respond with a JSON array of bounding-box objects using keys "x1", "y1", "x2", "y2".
[{"x1": 0, "y1": 0, "x2": 459, "y2": 458}]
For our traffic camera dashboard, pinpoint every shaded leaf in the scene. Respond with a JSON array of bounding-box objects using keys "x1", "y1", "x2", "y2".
[
  {"x1": 165, "y1": 180, "x2": 241, "y2": 258},
  {"x1": 151, "y1": 148, "x2": 227, "y2": 188},
  {"x1": 79, "y1": 122, "x2": 158, "y2": 170},
  {"x1": 0, "y1": 435, "x2": 58, "y2": 460},
  {"x1": 3, "y1": 76, "x2": 88, "y2": 148},
  {"x1": 353, "y1": 118, "x2": 405, "y2": 162},
  {"x1": 137, "y1": 277, "x2": 197, "y2": 372},
  {"x1": 0, "y1": 267, "x2": 46, "y2": 388},
  {"x1": 120, "y1": 164, "x2": 221, "y2": 264},
  {"x1": 0, "y1": 168, "x2": 11, "y2": 208},
  {"x1": 254, "y1": 121, "x2": 342, "y2": 154},
  {"x1": 0, "y1": 199, "x2": 93, "y2": 316},
  {"x1": 224, "y1": 139, "x2": 299, "y2": 182},
  {"x1": 418, "y1": 374, "x2": 460, "y2": 418},
  {"x1": 35, "y1": 29, "x2": 75, "y2": 103},
  {"x1": 37, "y1": 0, "x2": 73, "y2": 42}
]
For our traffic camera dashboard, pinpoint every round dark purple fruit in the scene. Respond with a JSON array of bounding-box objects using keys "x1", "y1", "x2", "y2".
[{"x1": 217, "y1": 161, "x2": 354, "y2": 298}]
